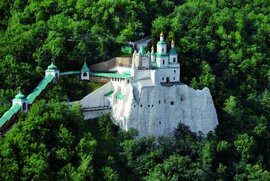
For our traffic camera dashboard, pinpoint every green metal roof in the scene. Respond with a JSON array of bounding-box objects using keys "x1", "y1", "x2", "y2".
[
  {"x1": 27, "y1": 74, "x2": 54, "y2": 104},
  {"x1": 138, "y1": 46, "x2": 146, "y2": 55},
  {"x1": 169, "y1": 47, "x2": 177, "y2": 55},
  {"x1": 0, "y1": 104, "x2": 21, "y2": 128},
  {"x1": 92, "y1": 72, "x2": 131, "y2": 79},
  {"x1": 15, "y1": 91, "x2": 25, "y2": 99},
  {"x1": 47, "y1": 63, "x2": 58, "y2": 70},
  {"x1": 81, "y1": 62, "x2": 89, "y2": 72},
  {"x1": 157, "y1": 40, "x2": 166, "y2": 45},
  {"x1": 104, "y1": 91, "x2": 114, "y2": 97},
  {"x1": 60, "y1": 71, "x2": 81, "y2": 76},
  {"x1": 116, "y1": 93, "x2": 125, "y2": 100},
  {"x1": 156, "y1": 52, "x2": 168, "y2": 57}
]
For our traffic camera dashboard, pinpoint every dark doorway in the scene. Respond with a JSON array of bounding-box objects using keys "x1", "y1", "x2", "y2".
[
  {"x1": 83, "y1": 72, "x2": 87, "y2": 77},
  {"x1": 166, "y1": 77, "x2": 170, "y2": 83}
]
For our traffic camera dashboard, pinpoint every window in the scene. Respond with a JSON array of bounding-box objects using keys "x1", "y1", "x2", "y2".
[
  {"x1": 134, "y1": 105, "x2": 136, "y2": 108},
  {"x1": 22, "y1": 102, "x2": 27, "y2": 111},
  {"x1": 152, "y1": 105, "x2": 154, "y2": 107},
  {"x1": 173, "y1": 77, "x2": 175, "y2": 80},
  {"x1": 159, "y1": 121, "x2": 161, "y2": 125},
  {"x1": 171, "y1": 101, "x2": 174, "y2": 105},
  {"x1": 83, "y1": 72, "x2": 87, "y2": 77},
  {"x1": 181, "y1": 97, "x2": 184, "y2": 101},
  {"x1": 164, "y1": 99, "x2": 166, "y2": 103},
  {"x1": 148, "y1": 105, "x2": 150, "y2": 107},
  {"x1": 162, "y1": 77, "x2": 164, "y2": 81},
  {"x1": 173, "y1": 57, "x2": 176, "y2": 62},
  {"x1": 162, "y1": 48, "x2": 164, "y2": 52},
  {"x1": 127, "y1": 79, "x2": 130, "y2": 83},
  {"x1": 174, "y1": 70, "x2": 176, "y2": 73},
  {"x1": 163, "y1": 60, "x2": 165, "y2": 65},
  {"x1": 159, "y1": 100, "x2": 161, "y2": 104},
  {"x1": 140, "y1": 104, "x2": 143, "y2": 107}
]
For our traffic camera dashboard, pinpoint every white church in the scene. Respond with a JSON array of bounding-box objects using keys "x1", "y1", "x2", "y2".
[{"x1": 80, "y1": 33, "x2": 218, "y2": 137}]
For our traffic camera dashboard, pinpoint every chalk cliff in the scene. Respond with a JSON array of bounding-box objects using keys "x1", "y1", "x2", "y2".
[{"x1": 111, "y1": 82, "x2": 218, "y2": 137}]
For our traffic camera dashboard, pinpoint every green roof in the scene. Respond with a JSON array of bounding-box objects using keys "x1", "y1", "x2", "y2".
[
  {"x1": 104, "y1": 91, "x2": 114, "y2": 97},
  {"x1": 92, "y1": 72, "x2": 131, "y2": 79},
  {"x1": 169, "y1": 47, "x2": 177, "y2": 55},
  {"x1": 156, "y1": 52, "x2": 168, "y2": 57},
  {"x1": 157, "y1": 40, "x2": 166, "y2": 45},
  {"x1": 0, "y1": 104, "x2": 21, "y2": 128},
  {"x1": 47, "y1": 63, "x2": 58, "y2": 70},
  {"x1": 15, "y1": 91, "x2": 25, "y2": 99},
  {"x1": 81, "y1": 62, "x2": 90, "y2": 72},
  {"x1": 60, "y1": 71, "x2": 81, "y2": 76},
  {"x1": 116, "y1": 93, "x2": 125, "y2": 100},
  {"x1": 138, "y1": 46, "x2": 146, "y2": 55},
  {"x1": 27, "y1": 74, "x2": 54, "y2": 104}
]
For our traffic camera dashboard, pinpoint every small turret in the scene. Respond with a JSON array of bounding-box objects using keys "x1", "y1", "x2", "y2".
[
  {"x1": 81, "y1": 61, "x2": 90, "y2": 81},
  {"x1": 138, "y1": 46, "x2": 146, "y2": 55},
  {"x1": 12, "y1": 89, "x2": 28, "y2": 113},
  {"x1": 169, "y1": 39, "x2": 178, "y2": 64},
  {"x1": 45, "y1": 62, "x2": 59, "y2": 78}
]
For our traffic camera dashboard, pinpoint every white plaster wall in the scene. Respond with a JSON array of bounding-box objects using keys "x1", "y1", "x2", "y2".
[
  {"x1": 156, "y1": 56, "x2": 169, "y2": 67},
  {"x1": 111, "y1": 83, "x2": 218, "y2": 137},
  {"x1": 80, "y1": 81, "x2": 113, "y2": 108},
  {"x1": 136, "y1": 69, "x2": 150, "y2": 81},
  {"x1": 150, "y1": 70, "x2": 156, "y2": 85},
  {"x1": 157, "y1": 44, "x2": 167, "y2": 53},
  {"x1": 141, "y1": 57, "x2": 149, "y2": 68},
  {"x1": 81, "y1": 72, "x2": 89, "y2": 80},
  {"x1": 169, "y1": 54, "x2": 178, "y2": 64}
]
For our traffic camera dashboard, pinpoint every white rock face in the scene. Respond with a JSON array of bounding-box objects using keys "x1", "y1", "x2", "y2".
[{"x1": 111, "y1": 82, "x2": 218, "y2": 137}]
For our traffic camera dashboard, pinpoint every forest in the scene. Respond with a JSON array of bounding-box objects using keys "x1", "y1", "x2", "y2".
[{"x1": 1, "y1": 0, "x2": 270, "y2": 180}]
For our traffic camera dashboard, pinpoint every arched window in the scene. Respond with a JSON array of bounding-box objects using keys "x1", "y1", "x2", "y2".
[
  {"x1": 170, "y1": 101, "x2": 174, "y2": 105},
  {"x1": 22, "y1": 102, "x2": 27, "y2": 111},
  {"x1": 173, "y1": 57, "x2": 176, "y2": 62},
  {"x1": 127, "y1": 79, "x2": 130, "y2": 83},
  {"x1": 174, "y1": 70, "x2": 176, "y2": 73},
  {"x1": 140, "y1": 104, "x2": 143, "y2": 107},
  {"x1": 159, "y1": 100, "x2": 161, "y2": 104},
  {"x1": 163, "y1": 60, "x2": 165, "y2": 65},
  {"x1": 83, "y1": 72, "x2": 87, "y2": 77},
  {"x1": 162, "y1": 48, "x2": 164, "y2": 52}
]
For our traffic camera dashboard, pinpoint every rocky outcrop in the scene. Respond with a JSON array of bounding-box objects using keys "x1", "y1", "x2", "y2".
[{"x1": 111, "y1": 82, "x2": 218, "y2": 137}]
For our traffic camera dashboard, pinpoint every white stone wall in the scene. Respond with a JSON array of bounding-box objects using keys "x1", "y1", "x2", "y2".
[
  {"x1": 80, "y1": 81, "x2": 113, "y2": 108},
  {"x1": 156, "y1": 68, "x2": 180, "y2": 83},
  {"x1": 111, "y1": 83, "x2": 218, "y2": 137},
  {"x1": 169, "y1": 54, "x2": 178, "y2": 64},
  {"x1": 136, "y1": 69, "x2": 150, "y2": 81},
  {"x1": 157, "y1": 44, "x2": 167, "y2": 53},
  {"x1": 141, "y1": 57, "x2": 149, "y2": 68},
  {"x1": 156, "y1": 56, "x2": 169, "y2": 67}
]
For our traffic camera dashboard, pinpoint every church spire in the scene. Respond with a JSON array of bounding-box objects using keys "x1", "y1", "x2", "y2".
[
  {"x1": 171, "y1": 39, "x2": 174, "y2": 48},
  {"x1": 160, "y1": 32, "x2": 164, "y2": 41}
]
